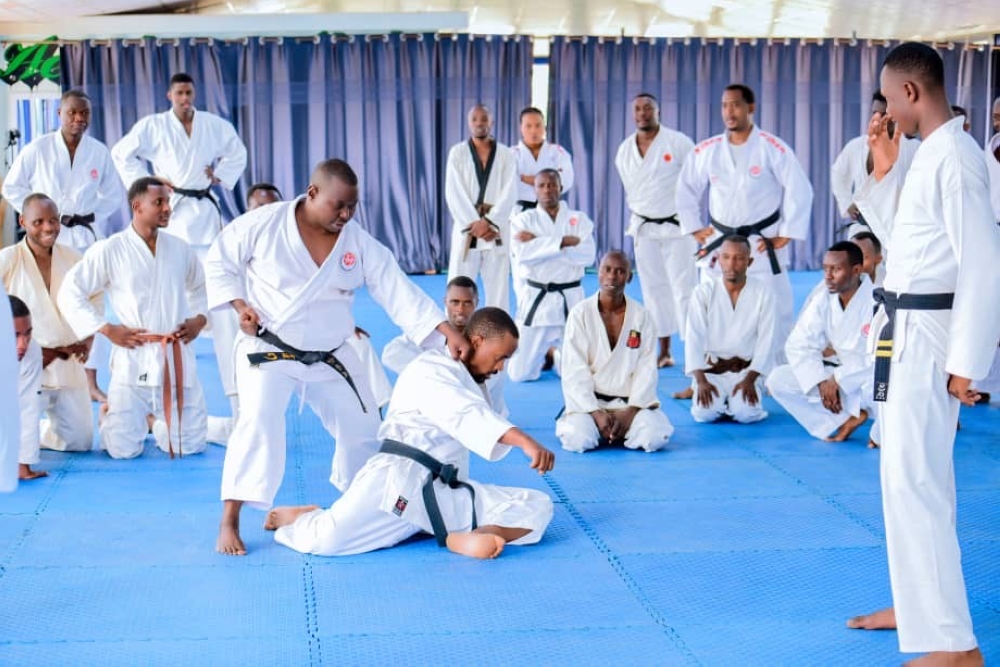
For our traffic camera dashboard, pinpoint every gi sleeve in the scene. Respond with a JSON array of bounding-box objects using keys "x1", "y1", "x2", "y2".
[
  {"x1": 57, "y1": 241, "x2": 112, "y2": 339},
  {"x1": 775, "y1": 145, "x2": 814, "y2": 240},
  {"x1": 628, "y1": 310, "x2": 661, "y2": 409},
  {"x1": 210, "y1": 117, "x2": 248, "y2": 190},
  {"x1": 785, "y1": 288, "x2": 833, "y2": 392},
  {"x1": 380, "y1": 335, "x2": 421, "y2": 375},
  {"x1": 684, "y1": 282, "x2": 712, "y2": 374},
  {"x1": 676, "y1": 149, "x2": 711, "y2": 235},
  {"x1": 111, "y1": 119, "x2": 155, "y2": 187},
  {"x1": 749, "y1": 285, "x2": 777, "y2": 376},
  {"x1": 93, "y1": 147, "x2": 127, "y2": 222},
  {"x1": 184, "y1": 243, "x2": 209, "y2": 324},
  {"x1": 364, "y1": 237, "x2": 446, "y2": 347},
  {"x1": 561, "y1": 304, "x2": 599, "y2": 414},
  {"x1": 444, "y1": 144, "x2": 481, "y2": 228},
  {"x1": 17, "y1": 341, "x2": 42, "y2": 465},
  {"x1": 0, "y1": 144, "x2": 36, "y2": 212},
  {"x1": 204, "y1": 215, "x2": 252, "y2": 312},
  {"x1": 830, "y1": 140, "x2": 857, "y2": 218}
]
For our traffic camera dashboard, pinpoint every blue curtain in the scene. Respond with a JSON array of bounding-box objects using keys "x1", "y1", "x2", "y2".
[
  {"x1": 547, "y1": 37, "x2": 993, "y2": 269},
  {"x1": 59, "y1": 34, "x2": 532, "y2": 272}
]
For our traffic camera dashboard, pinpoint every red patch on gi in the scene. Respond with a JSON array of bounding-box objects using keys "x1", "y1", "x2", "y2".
[
  {"x1": 341, "y1": 251, "x2": 357, "y2": 271},
  {"x1": 663, "y1": 153, "x2": 672, "y2": 162},
  {"x1": 89, "y1": 168, "x2": 99, "y2": 180},
  {"x1": 749, "y1": 165, "x2": 762, "y2": 177},
  {"x1": 393, "y1": 496, "x2": 408, "y2": 516},
  {"x1": 626, "y1": 329, "x2": 641, "y2": 349},
  {"x1": 569, "y1": 216, "x2": 578, "y2": 226},
  {"x1": 862, "y1": 323, "x2": 871, "y2": 337}
]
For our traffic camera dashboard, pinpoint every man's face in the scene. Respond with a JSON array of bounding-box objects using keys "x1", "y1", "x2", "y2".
[
  {"x1": 444, "y1": 286, "x2": 477, "y2": 330},
  {"x1": 58, "y1": 96, "x2": 90, "y2": 139},
  {"x1": 718, "y1": 240, "x2": 752, "y2": 283},
  {"x1": 851, "y1": 236, "x2": 882, "y2": 280},
  {"x1": 167, "y1": 82, "x2": 195, "y2": 115},
  {"x1": 534, "y1": 172, "x2": 562, "y2": 209},
  {"x1": 468, "y1": 107, "x2": 493, "y2": 140},
  {"x1": 992, "y1": 100, "x2": 1000, "y2": 134},
  {"x1": 879, "y1": 67, "x2": 918, "y2": 138},
  {"x1": 633, "y1": 96, "x2": 659, "y2": 132},
  {"x1": 598, "y1": 254, "x2": 631, "y2": 298},
  {"x1": 20, "y1": 199, "x2": 61, "y2": 250},
  {"x1": 823, "y1": 250, "x2": 860, "y2": 294},
  {"x1": 467, "y1": 331, "x2": 517, "y2": 383},
  {"x1": 722, "y1": 89, "x2": 753, "y2": 132},
  {"x1": 307, "y1": 178, "x2": 358, "y2": 235},
  {"x1": 248, "y1": 189, "x2": 281, "y2": 211},
  {"x1": 13, "y1": 314, "x2": 31, "y2": 362},
  {"x1": 520, "y1": 112, "x2": 545, "y2": 146},
  {"x1": 133, "y1": 184, "x2": 172, "y2": 229}
]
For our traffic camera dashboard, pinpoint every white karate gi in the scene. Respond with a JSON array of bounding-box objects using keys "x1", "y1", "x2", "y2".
[
  {"x1": 112, "y1": 108, "x2": 247, "y2": 398},
  {"x1": 345, "y1": 333, "x2": 392, "y2": 409},
  {"x1": 207, "y1": 198, "x2": 447, "y2": 508},
  {"x1": 510, "y1": 140, "x2": 575, "y2": 207},
  {"x1": 862, "y1": 118, "x2": 1000, "y2": 653},
  {"x1": 0, "y1": 283, "x2": 19, "y2": 492},
  {"x1": 382, "y1": 333, "x2": 508, "y2": 417},
  {"x1": 59, "y1": 227, "x2": 209, "y2": 459},
  {"x1": 677, "y1": 127, "x2": 814, "y2": 345},
  {"x1": 1, "y1": 131, "x2": 125, "y2": 253},
  {"x1": 445, "y1": 140, "x2": 517, "y2": 311},
  {"x1": 684, "y1": 276, "x2": 776, "y2": 423},
  {"x1": 0, "y1": 240, "x2": 94, "y2": 452},
  {"x1": 985, "y1": 134, "x2": 1000, "y2": 223},
  {"x1": 615, "y1": 128, "x2": 699, "y2": 339},
  {"x1": 556, "y1": 295, "x2": 673, "y2": 452},
  {"x1": 275, "y1": 348, "x2": 554, "y2": 556},
  {"x1": 17, "y1": 340, "x2": 43, "y2": 466},
  {"x1": 766, "y1": 277, "x2": 875, "y2": 439},
  {"x1": 508, "y1": 205, "x2": 595, "y2": 382}
]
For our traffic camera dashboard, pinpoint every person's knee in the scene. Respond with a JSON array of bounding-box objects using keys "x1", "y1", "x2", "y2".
[
  {"x1": 690, "y1": 403, "x2": 722, "y2": 423},
  {"x1": 730, "y1": 400, "x2": 768, "y2": 424},
  {"x1": 556, "y1": 419, "x2": 598, "y2": 453},
  {"x1": 506, "y1": 353, "x2": 540, "y2": 383},
  {"x1": 625, "y1": 411, "x2": 673, "y2": 451}
]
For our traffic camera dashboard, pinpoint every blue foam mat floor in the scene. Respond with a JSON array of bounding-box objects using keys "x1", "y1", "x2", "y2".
[{"x1": 1, "y1": 271, "x2": 997, "y2": 666}]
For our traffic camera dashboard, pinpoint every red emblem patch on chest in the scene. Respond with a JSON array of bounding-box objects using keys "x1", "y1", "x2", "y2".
[
  {"x1": 569, "y1": 216, "x2": 578, "y2": 226},
  {"x1": 749, "y1": 165, "x2": 762, "y2": 177},
  {"x1": 626, "y1": 329, "x2": 641, "y2": 349},
  {"x1": 862, "y1": 323, "x2": 871, "y2": 337},
  {"x1": 341, "y1": 251, "x2": 357, "y2": 271},
  {"x1": 663, "y1": 153, "x2": 672, "y2": 163},
  {"x1": 89, "y1": 168, "x2": 99, "y2": 180}
]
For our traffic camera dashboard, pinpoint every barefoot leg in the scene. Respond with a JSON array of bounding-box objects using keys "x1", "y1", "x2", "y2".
[
  {"x1": 903, "y1": 648, "x2": 984, "y2": 667},
  {"x1": 657, "y1": 336, "x2": 674, "y2": 368},
  {"x1": 672, "y1": 386, "x2": 694, "y2": 400},
  {"x1": 846, "y1": 606, "x2": 896, "y2": 630},
  {"x1": 825, "y1": 410, "x2": 869, "y2": 442},
  {"x1": 446, "y1": 532, "x2": 506, "y2": 559},
  {"x1": 18, "y1": 464, "x2": 48, "y2": 480},
  {"x1": 264, "y1": 505, "x2": 320, "y2": 530},
  {"x1": 86, "y1": 368, "x2": 107, "y2": 404},
  {"x1": 216, "y1": 499, "x2": 247, "y2": 556}
]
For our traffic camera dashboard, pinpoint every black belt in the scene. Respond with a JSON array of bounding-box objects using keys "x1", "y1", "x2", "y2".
[
  {"x1": 247, "y1": 328, "x2": 367, "y2": 413},
  {"x1": 555, "y1": 392, "x2": 629, "y2": 419},
  {"x1": 379, "y1": 439, "x2": 477, "y2": 547},
  {"x1": 523, "y1": 279, "x2": 581, "y2": 327},
  {"x1": 697, "y1": 209, "x2": 782, "y2": 274},
  {"x1": 516, "y1": 199, "x2": 538, "y2": 210},
  {"x1": 637, "y1": 213, "x2": 680, "y2": 227},
  {"x1": 835, "y1": 211, "x2": 870, "y2": 237},
  {"x1": 61, "y1": 213, "x2": 97, "y2": 240},
  {"x1": 872, "y1": 288, "x2": 954, "y2": 402},
  {"x1": 173, "y1": 186, "x2": 222, "y2": 218}
]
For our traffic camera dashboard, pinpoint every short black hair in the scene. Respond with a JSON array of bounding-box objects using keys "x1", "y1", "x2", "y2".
[
  {"x1": 827, "y1": 240, "x2": 864, "y2": 266},
  {"x1": 872, "y1": 91, "x2": 887, "y2": 105},
  {"x1": 60, "y1": 89, "x2": 90, "y2": 104},
  {"x1": 850, "y1": 230, "x2": 883, "y2": 254},
  {"x1": 465, "y1": 307, "x2": 519, "y2": 340},
  {"x1": 725, "y1": 84, "x2": 755, "y2": 105},
  {"x1": 446, "y1": 275, "x2": 478, "y2": 296},
  {"x1": 721, "y1": 234, "x2": 752, "y2": 252},
  {"x1": 169, "y1": 73, "x2": 195, "y2": 87},
  {"x1": 9, "y1": 295, "x2": 30, "y2": 319},
  {"x1": 634, "y1": 92, "x2": 658, "y2": 104},
  {"x1": 128, "y1": 177, "x2": 169, "y2": 206},
  {"x1": 883, "y1": 42, "x2": 945, "y2": 91},
  {"x1": 22, "y1": 193, "x2": 56, "y2": 215},
  {"x1": 951, "y1": 104, "x2": 967, "y2": 118},
  {"x1": 519, "y1": 106, "x2": 544, "y2": 121},
  {"x1": 312, "y1": 159, "x2": 358, "y2": 187},
  {"x1": 535, "y1": 168, "x2": 561, "y2": 185},
  {"x1": 247, "y1": 183, "x2": 282, "y2": 204}
]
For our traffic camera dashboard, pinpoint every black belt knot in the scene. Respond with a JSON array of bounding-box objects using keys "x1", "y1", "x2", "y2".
[
  {"x1": 637, "y1": 213, "x2": 680, "y2": 227},
  {"x1": 173, "y1": 186, "x2": 222, "y2": 218},
  {"x1": 516, "y1": 199, "x2": 538, "y2": 210},
  {"x1": 523, "y1": 278, "x2": 581, "y2": 327},
  {"x1": 60, "y1": 213, "x2": 97, "y2": 240},
  {"x1": 697, "y1": 209, "x2": 782, "y2": 274}
]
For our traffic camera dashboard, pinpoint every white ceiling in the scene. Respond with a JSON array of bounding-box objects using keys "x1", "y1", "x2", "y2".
[{"x1": 0, "y1": 0, "x2": 997, "y2": 40}]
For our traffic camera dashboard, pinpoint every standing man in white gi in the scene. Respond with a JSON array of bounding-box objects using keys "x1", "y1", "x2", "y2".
[
  {"x1": 0, "y1": 286, "x2": 20, "y2": 492},
  {"x1": 60, "y1": 177, "x2": 209, "y2": 460},
  {"x1": 846, "y1": 42, "x2": 1000, "y2": 667},
  {"x1": 677, "y1": 84, "x2": 813, "y2": 350},
  {"x1": 507, "y1": 169, "x2": 595, "y2": 382},
  {"x1": 10, "y1": 296, "x2": 46, "y2": 480},
  {"x1": 207, "y1": 159, "x2": 471, "y2": 557},
  {"x1": 0, "y1": 194, "x2": 95, "y2": 456},
  {"x1": 265, "y1": 307, "x2": 555, "y2": 560},
  {"x1": 684, "y1": 236, "x2": 776, "y2": 425},
  {"x1": 766, "y1": 241, "x2": 874, "y2": 442},
  {"x1": 510, "y1": 107, "x2": 574, "y2": 212},
  {"x1": 615, "y1": 93, "x2": 698, "y2": 369},
  {"x1": 556, "y1": 250, "x2": 673, "y2": 453},
  {"x1": 112, "y1": 72, "x2": 247, "y2": 447},
  {"x1": 445, "y1": 104, "x2": 517, "y2": 311},
  {"x1": 2, "y1": 89, "x2": 126, "y2": 405}
]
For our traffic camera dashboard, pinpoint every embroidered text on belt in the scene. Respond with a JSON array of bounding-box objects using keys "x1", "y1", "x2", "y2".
[
  {"x1": 696, "y1": 209, "x2": 782, "y2": 274},
  {"x1": 516, "y1": 199, "x2": 538, "y2": 210},
  {"x1": 523, "y1": 279, "x2": 581, "y2": 327},
  {"x1": 379, "y1": 439, "x2": 477, "y2": 547},
  {"x1": 136, "y1": 333, "x2": 185, "y2": 459},
  {"x1": 61, "y1": 213, "x2": 97, "y2": 240},
  {"x1": 247, "y1": 328, "x2": 367, "y2": 413},
  {"x1": 636, "y1": 213, "x2": 680, "y2": 229},
  {"x1": 173, "y1": 186, "x2": 222, "y2": 219},
  {"x1": 872, "y1": 288, "x2": 954, "y2": 403}
]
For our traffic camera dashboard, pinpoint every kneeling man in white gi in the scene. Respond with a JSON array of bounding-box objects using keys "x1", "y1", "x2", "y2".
[
  {"x1": 508, "y1": 168, "x2": 596, "y2": 382},
  {"x1": 685, "y1": 235, "x2": 776, "y2": 424},
  {"x1": 767, "y1": 241, "x2": 875, "y2": 441},
  {"x1": 556, "y1": 251, "x2": 673, "y2": 453},
  {"x1": 265, "y1": 307, "x2": 555, "y2": 560}
]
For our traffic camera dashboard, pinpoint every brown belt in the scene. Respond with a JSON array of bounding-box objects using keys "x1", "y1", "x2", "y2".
[
  {"x1": 137, "y1": 333, "x2": 185, "y2": 459},
  {"x1": 704, "y1": 356, "x2": 751, "y2": 374}
]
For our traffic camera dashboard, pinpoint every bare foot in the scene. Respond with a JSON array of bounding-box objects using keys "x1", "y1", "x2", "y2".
[
  {"x1": 868, "y1": 438, "x2": 880, "y2": 449},
  {"x1": 18, "y1": 464, "x2": 48, "y2": 480},
  {"x1": 446, "y1": 531, "x2": 506, "y2": 559},
  {"x1": 657, "y1": 354, "x2": 675, "y2": 368},
  {"x1": 264, "y1": 505, "x2": 320, "y2": 530},
  {"x1": 672, "y1": 386, "x2": 694, "y2": 400},
  {"x1": 217, "y1": 500, "x2": 247, "y2": 556},
  {"x1": 903, "y1": 648, "x2": 983, "y2": 667},
  {"x1": 541, "y1": 348, "x2": 556, "y2": 372},
  {"x1": 825, "y1": 410, "x2": 869, "y2": 442},
  {"x1": 846, "y1": 606, "x2": 896, "y2": 630}
]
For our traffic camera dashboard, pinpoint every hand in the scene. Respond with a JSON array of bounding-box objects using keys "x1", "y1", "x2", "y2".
[
  {"x1": 205, "y1": 165, "x2": 221, "y2": 185},
  {"x1": 758, "y1": 236, "x2": 791, "y2": 253},
  {"x1": 560, "y1": 235, "x2": 580, "y2": 248},
  {"x1": 354, "y1": 326, "x2": 370, "y2": 339},
  {"x1": 172, "y1": 315, "x2": 207, "y2": 344},
  {"x1": 732, "y1": 374, "x2": 760, "y2": 407},
  {"x1": 521, "y1": 439, "x2": 555, "y2": 474},
  {"x1": 847, "y1": 203, "x2": 861, "y2": 220},
  {"x1": 41, "y1": 347, "x2": 67, "y2": 368},
  {"x1": 693, "y1": 227, "x2": 714, "y2": 245},
  {"x1": 821, "y1": 345, "x2": 837, "y2": 358},
  {"x1": 520, "y1": 174, "x2": 536, "y2": 186},
  {"x1": 947, "y1": 375, "x2": 980, "y2": 407},
  {"x1": 438, "y1": 322, "x2": 472, "y2": 362},
  {"x1": 609, "y1": 407, "x2": 638, "y2": 439},
  {"x1": 468, "y1": 219, "x2": 494, "y2": 240},
  {"x1": 591, "y1": 410, "x2": 617, "y2": 440},
  {"x1": 818, "y1": 377, "x2": 842, "y2": 414},
  {"x1": 235, "y1": 302, "x2": 261, "y2": 336},
  {"x1": 101, "y1": 323, "x2": 149, "y2": 349},
  {"x1": 695, "y1": 378, "x2": 720, "y2": 409},
  {"x1": 515, "y1": 230, "x2": 536, "y2": 243},
  {"x1": 867, "y1": 111, "x2": 901, "y2": 181}
]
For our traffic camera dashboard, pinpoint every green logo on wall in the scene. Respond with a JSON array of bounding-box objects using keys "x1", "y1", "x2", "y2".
[{"x1": 1, "y1": 37, "x2": 60, "y2": 88}]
